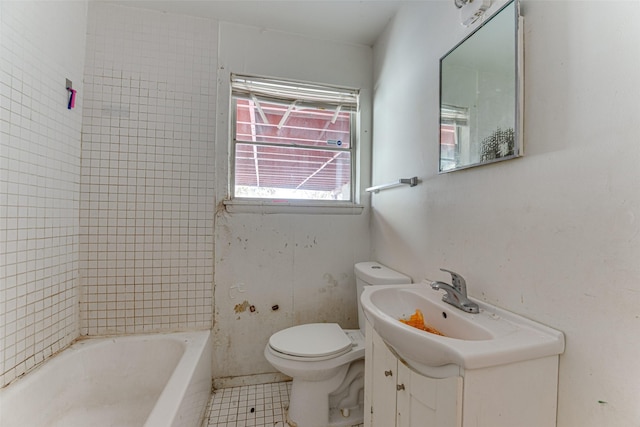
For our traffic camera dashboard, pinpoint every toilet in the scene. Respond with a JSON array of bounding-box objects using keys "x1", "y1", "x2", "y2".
[{"x1": 264, "y1": 262, "x2": 411, "y2": 427}]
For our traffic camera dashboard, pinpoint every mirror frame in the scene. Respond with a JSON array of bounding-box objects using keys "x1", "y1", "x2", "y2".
[{"x1": 439, "y1": 0, "x2": 523, "y2": 173}]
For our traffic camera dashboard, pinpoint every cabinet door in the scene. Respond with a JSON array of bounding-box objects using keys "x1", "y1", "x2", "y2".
[
  {"x1": 396, "y1": 363, "x2": 462, "y2": 427},
  {"x1": 366, "y1": 326, "x2": 399, "y2": 427}
]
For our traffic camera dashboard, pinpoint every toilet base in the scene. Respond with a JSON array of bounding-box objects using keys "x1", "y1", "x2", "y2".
[
  {"x1": 287, "y1": 365, "x2": 348, "y2": 427},
  {"x1": 285, "y1": 361, "x2": 364, "y2": 427},
  {"x1": 328, "y1": 406, "x2": 364, "y2": 426}
]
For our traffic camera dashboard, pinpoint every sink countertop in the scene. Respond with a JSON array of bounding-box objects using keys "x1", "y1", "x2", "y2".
[{"x1": 361, "y1": 283, "x2": 565, "y2": 375}]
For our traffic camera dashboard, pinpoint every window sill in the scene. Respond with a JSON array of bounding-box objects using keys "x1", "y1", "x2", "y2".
[{"x1": 223, "y1": 199, "x2": 364, "y2": 215}]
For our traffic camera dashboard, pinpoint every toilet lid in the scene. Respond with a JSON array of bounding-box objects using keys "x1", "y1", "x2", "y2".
[{"x1": 269, "y1": 323, "x2": 352, "y2": 358}]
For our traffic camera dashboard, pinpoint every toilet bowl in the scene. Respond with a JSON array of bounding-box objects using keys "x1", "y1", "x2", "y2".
[
  {"x1": 264, "y1": 326, "x2": 365, "y2": 427},
  {"x1": 264, "y1": 262, "x2": 411, "y2": 427}
]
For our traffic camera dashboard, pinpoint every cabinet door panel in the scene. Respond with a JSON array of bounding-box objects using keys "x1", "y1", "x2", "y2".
[
  {"x1": 397, "y1": 364, "x2": 462, "y2": 427},
  {"x1": 369, "y1": 328, "x2": 398, "y2": 427}
]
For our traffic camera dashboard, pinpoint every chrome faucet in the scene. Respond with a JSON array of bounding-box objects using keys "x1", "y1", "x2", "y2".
[{"x1": 430, "y1": 269, "x2": 479, "y2": 314}]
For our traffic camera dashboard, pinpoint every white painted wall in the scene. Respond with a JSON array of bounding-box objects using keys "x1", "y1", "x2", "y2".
[
  {"x1": 213, "y1": 22, "x2": 373, "y2": 383},
  {"x1": 0, "y1": 0, "x2": 88, "y2": 387},
  {"x1": 371, "y1": 1, "x2": 640, "y2": 426}
]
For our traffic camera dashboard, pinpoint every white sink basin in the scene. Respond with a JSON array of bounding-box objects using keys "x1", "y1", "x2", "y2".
[{"x1": 361, "y1": 283, "x2": 564, "y2": 376}]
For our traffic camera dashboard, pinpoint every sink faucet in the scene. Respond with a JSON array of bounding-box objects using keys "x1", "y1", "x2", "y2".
[{"x1": 430, "y1": 269, "x2": 479, "y2": 314}]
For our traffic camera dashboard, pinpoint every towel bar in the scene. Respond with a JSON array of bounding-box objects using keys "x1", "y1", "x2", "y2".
[{"x1": 365, "y1": 177, "x2": 418, "y2": 194}]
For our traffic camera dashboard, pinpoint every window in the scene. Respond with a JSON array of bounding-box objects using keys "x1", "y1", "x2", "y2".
[
  {"x1": 230, "y1": 75, "x2": 359, "y2": 202},
  {"x1": 440, "y1": 104, "x2": 470, "y2": 172}
]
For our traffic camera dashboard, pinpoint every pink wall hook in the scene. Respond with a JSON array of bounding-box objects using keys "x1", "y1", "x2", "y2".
[{"x1": 67, "y1": 87, "x2": 76, "y2": 109}]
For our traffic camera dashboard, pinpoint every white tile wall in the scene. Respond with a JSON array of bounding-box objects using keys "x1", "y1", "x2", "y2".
[
  {"x1": 79, "y1": 3, "x2": 216, "y2": 335},
  {"x1": 0, "y1": 0, "x2": 88, "y2": 387}
]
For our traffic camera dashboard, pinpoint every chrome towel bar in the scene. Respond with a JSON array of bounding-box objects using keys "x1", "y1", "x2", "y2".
[{"x1": 365, "y1": 177, "x2": 418, "y2": 194}]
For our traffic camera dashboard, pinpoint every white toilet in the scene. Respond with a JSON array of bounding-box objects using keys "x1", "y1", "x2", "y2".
[{"x1": 264, "y1": 262, "x2": 411, "y2": 427}]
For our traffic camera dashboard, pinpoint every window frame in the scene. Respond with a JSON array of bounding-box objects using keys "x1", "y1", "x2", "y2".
[{"x1": 227, "y1": 74, "x2": 362, "y2": 213}]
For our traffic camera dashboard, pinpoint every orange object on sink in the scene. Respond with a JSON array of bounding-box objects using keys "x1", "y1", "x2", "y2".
[{"x1": 399, "y1": 309, "x2": 445, "y2": 336}]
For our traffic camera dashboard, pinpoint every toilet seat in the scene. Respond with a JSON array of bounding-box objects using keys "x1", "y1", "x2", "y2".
[{"x1": 269, "y1": 323, "x2": 352, "y2": 361}]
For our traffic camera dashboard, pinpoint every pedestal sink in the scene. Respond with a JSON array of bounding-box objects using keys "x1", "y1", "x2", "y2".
[{"x1": 360, "y1": 282, "x2": 564, "y2": 377}]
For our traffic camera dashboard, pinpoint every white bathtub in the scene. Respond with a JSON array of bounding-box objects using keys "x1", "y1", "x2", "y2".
[{"x1": 0, "y1": 330, "x2": 212, "y2": 427}]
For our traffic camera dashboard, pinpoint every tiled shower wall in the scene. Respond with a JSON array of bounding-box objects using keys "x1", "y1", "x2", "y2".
[
  {"x1": 80, "y1": 3, "x2": 216, "y2": 335},
  {"x1": 0, "y1": 1, "x2": 88, "y2": 387}
]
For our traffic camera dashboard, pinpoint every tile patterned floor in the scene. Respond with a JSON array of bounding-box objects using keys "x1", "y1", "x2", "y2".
[
  {"x1": 204, "y1": 382, "x2": 290, "y2": 427},
  {"x1": 203, "y1": 382, "x2": 364, "y2": 427}
]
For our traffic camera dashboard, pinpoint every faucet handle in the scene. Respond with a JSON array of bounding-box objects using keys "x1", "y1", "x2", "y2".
[{"x1": 440, "y1": 268, "x2": 466, "y2": 292}]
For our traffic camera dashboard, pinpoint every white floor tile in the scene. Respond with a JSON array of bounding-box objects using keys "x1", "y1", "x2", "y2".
[{"x1": 203, "y1": 381, "x2": 364, "y2": 427}]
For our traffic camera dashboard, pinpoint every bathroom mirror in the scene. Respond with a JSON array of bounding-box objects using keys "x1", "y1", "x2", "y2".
[{"x1": 439, "y1": 0, "x2": 523, "y2": 173}]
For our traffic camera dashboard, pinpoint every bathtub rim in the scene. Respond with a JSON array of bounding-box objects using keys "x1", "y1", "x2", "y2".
[{"x1": 0, "y1": 329, "x2": 213, "y2": 427}]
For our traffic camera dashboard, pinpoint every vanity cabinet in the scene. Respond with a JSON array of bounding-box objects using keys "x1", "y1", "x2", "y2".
[
  {"x1": 364, "y1": 323, "x2": 462, "y2": 427},
  {"x1": 364, "y1": 321, "x2": 559, "y2": 427}
]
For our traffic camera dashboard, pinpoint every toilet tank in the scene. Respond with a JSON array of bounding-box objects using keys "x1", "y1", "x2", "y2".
[{"x1": 354, "y1": 262, "x2": 411, "y2": 332}]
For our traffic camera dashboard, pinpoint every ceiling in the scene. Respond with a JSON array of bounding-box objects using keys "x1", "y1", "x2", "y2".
[{"x1": 102, "y1": 0, "x2": 409, "y2": 46}]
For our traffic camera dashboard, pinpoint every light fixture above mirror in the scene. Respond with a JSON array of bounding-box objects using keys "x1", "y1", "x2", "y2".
[
  {"x1": 454, "y1": 0, "x2": 471, "y2": 7},
  {"x1": 456, "y1": 0, "x2": 493, "y2": 27}
]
